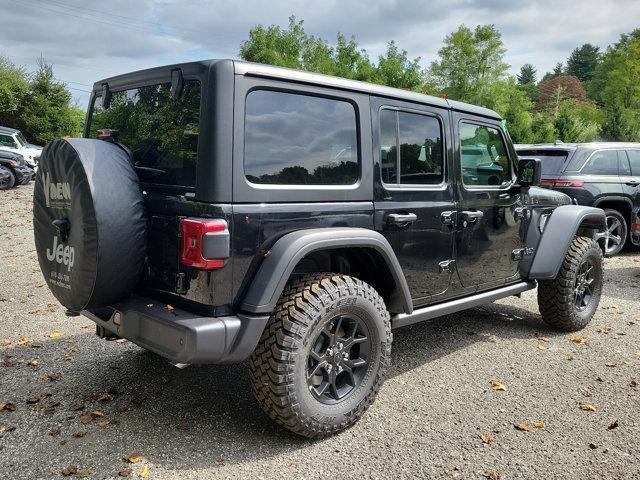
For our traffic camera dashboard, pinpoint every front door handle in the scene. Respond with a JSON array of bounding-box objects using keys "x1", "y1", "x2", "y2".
[
  {"x1": 387, "y1": 213, "x2": 417, "y2": 225},
  {"x1": 460, "y1": 210, "x2": 484, "y2": 223},
  {"x1": 625, "y1": 180, "x2": 639, "y2": 186}
]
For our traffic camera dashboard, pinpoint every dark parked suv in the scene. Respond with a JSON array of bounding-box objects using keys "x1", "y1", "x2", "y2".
[
  {"x1": 33, "y1": 60, "x2": 606, "y2": 438},
  {"x1": 515, "y1": 143, "x2": 640, "y2": 256}
]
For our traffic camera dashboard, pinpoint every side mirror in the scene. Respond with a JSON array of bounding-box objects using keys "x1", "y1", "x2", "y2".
[{"x1": 517, "y1": 158, "x2": 542, "y2": 187}]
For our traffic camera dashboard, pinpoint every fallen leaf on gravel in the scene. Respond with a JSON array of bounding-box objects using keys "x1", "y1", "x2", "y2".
[
  {"x1": 28, "y1": 309, "x2": 41, "y2": 315},
  {"x1": 69, "y1": 403, "x2": 84, "y2": 412},
  {"x1": 126, "y1": 454, "x2": 144, "y2": 464},
  {"x1": 63, "y1": 354, "x2": 74, "y2": 361},
  {"x1": 484, "y1": 469, "x2": 501, "y2": 479},
  {"x1": 27, "y1": 359, "x2": 40, "y2": 366},
  {"x1": 97, "y1": 394, "x2": 113, "y2": 402},
  {"x1": 597, "y1": 327, "x2": 611, "y2": 334},
  {"x1": 480, "y1": 433, "x2": 494, "y2": 444},
  {"x1": 537, "y1": 344, "x2": 546, "y2": 350},
  {"x1": 116, "y1": 404, "x2": 129, "y2": 413},
  {"x1": 30, "y1": 342, "x2": 42, "y2": 348},
  {"x1": 634, "y1": 352, "x2": 640, "y2": 357},
  {"x1": 0, "y1": 403, "x2": 16, "y2": 411},
  {"x1": 536, "y1": 336, "x2": 550, "y2": 342},
  {"x1": 46, "y1": 372, "x2": 61, "y2": 381},
  {"x1": 580, "y1": 403, "x2": 597, "y2": 412},
  {"x1": 570, "y1": 336, "x2": 590, "y2": 345},
  {"x1": 48, "y1": 332, "x2": 62, "y2": 338},
  {"x1": 49, "y1": 428, "x2": 61, "y2": 436},
  {"x1": 72, "y1": 431, "x2": 87, "y2": 438},
  {"x1": 98, "y1": 420, "x2": 109, "y2": 428},
  {"x1": 608, "y1": 420, "x2": 619, "y2": 430},
  {"x1": 0, "y1": 339, "x2": 11, "y2": 346},
  {"x1": 90, "y1": 411, "x2": 104, "y2": 417},
  {"x1": 26, "y1": 396, "x2": 40, "y2": 404},
  {"x1": 566, "y1": 355, "x2": 574, "y2": 361},
  {"x1": 166, "y1": 304, "x2": 174, "y2": 311},
  {"x1": 62, "y1": 465, "x2": 78, "y2": 476},
  {"x1": 491, "y1": 380, "x2": 506, "y2": 391},
  {"x1": 0, "y1": 425, "x2": 16, "y2": 432},
  {"x1": 79, "y1": 414, "x2": 93, "y2": 424},
  {"x1": 514, "y1": 423, "x2": 530, "y2": 431},
  {"x1": 115, "y1": 339, "x2": 128, "y2": 344},
  {"x1": 139, "y1": 466, "x2": 149, "y2": 478},
  {"x1": 398, "y1": 404, "x2": 407, "y2": 412},
  {"x1": 47, "y1": 304, "x2": 57, "y2": 312},
  {"x1": 630, "y1": 379, "x2": 638, "y2": 388},
  {"x1": 16, "y1": 336, "x2": 29, "y2": 346},
  {"x1": 119, "y1": 468, "x2": 132, "y2": 477},
  {"x1": 2, "y1": 358, "x2": 17, "y2": 367},
  {"x1": 605, "y1": 362, "x2": 617, "y2": 368}
]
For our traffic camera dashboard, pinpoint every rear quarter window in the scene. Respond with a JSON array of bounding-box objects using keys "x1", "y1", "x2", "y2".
[{"x1": 244, "y1": 90, "x2": 359, "y2": 185}]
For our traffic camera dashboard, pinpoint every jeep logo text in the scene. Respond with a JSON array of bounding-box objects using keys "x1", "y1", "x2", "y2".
[{"x1": 46, "y1": 236, "x2": 74, "y2": 272}]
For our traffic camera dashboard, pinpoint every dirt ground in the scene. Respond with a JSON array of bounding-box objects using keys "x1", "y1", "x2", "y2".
[{"x1": 1, "y1": 184, "x2": 639, "y2": 479}]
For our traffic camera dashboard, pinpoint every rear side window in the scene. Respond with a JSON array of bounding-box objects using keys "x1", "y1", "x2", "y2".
[
  {"x1": 517, "y1": 149, "x2": 569, "y2": 177},
  {"x1": 627, "y1": 150, "x2": 640, "y2": 175},
  {"x1": 0, "y1": 134, "x2": 16, "y2": 148},
  {"x1": 244, "y1": 90, "x2": 359, "y2": 185},
  {"x1": 581, "y1": 150, "x2": 619, "y2": 175},
  {"x1": 459, "y1": 122, "x2": 510, "y2": 187},
  {"x1": 89, "y1": 80, "x2": 201, "y2": 188},
  {"x1": 379, "y1": 109, "x2": 444, "y2": 186}
]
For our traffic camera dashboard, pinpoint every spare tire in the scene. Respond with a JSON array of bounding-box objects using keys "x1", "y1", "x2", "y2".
[{"x1": 34, "y1": 138, "x2": 146, "y2": 312}]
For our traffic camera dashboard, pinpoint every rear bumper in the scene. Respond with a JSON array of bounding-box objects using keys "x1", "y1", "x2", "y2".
[{"x1": 82, "y1": 296, "x2": 269, "y2": 364}]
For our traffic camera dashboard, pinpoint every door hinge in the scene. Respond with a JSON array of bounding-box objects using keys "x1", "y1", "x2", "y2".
[
  {"x1": 513, "y1": 207, "x2": 528, "y2": 220},
  {"x1": 438, "y1": 259, "x2": 456, "y2": 273},
  {"x1": 511, "y1": 247, "x2": 534, "y2": 261}
]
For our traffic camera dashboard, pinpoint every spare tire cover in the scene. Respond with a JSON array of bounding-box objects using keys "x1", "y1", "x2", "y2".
[{"x1": 34, "y1": 138, "x2": 146, "y2": 312}]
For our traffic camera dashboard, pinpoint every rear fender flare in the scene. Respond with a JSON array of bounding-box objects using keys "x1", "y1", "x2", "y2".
[
  {"x1": 240, "y1": 228, "x2": 412, "y2": 315},
  {"x1": 527, "y1": 205, "x2": 606, "y2": 280}
]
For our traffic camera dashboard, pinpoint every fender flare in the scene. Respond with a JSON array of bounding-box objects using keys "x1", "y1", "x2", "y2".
[
  {"x1": 527, "y1": 205, "x2": 606, "y2": 280},
  {"x1": 240, "y1": 227, "x2": 413, "y2": 315},
  {"x1": 593, "y1": 195, "x2": 633, "y2": 209}
]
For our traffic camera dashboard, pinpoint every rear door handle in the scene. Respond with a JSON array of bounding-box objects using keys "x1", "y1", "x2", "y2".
[
  {"x1": 387, "y1": 213, "x2": 417, "y2": 225},
  {"x1": 625, "y1": 180, "x2": 639, "y2": 186},
  {"x1": 460, "y1": 210, "x2": 484, "y2": 223}
]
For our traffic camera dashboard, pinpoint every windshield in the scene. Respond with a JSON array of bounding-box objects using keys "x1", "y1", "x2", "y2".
[
  {"x1": 15, "y1": 132, "x2": 28, "y2": 147},
  {"x1": 517, "y1": 149, "x2": 569, "y2": 177},
  {"x1": 88, "y1": 80, "x2": 201, "y2": 188}
]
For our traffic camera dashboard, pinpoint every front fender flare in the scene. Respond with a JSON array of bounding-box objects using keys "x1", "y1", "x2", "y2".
[
  {"x1": 240, "y1": 228, "x2": 413, "y2": 315},
  {"x1": 527, "y1": 205, "x2": 606, "y2": 280}
]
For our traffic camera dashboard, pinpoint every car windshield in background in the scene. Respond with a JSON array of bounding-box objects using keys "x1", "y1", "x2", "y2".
[
  {"x1": 89, "y1": 80, "x2": 201, "y2": 188},
  {"x1": 517, "y1": 150, "x2": 569, "y2": 177}
]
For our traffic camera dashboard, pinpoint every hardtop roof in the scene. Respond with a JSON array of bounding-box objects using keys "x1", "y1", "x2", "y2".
[
  {"x1": 92, "y1": 59, "x2": 502, "y2": 120},
  {"x1": 0, "y1": 126, "x2": 19, "y2": 134},
  {"x1": 515, "y1": 142, "x2": 640, "y2": 151}
]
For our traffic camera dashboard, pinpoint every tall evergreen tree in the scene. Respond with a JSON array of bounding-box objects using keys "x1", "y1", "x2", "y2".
[
  {"x1": 565, "y1": 43, "x2": 600, "y2": 82},
  {"x1": 517, "y1": 64, "x2": 537, "y2": 85}
]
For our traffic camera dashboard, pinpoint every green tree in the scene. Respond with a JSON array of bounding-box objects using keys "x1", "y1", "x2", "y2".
[
  {"x1": 484, "y1": 78, "x2": 534, "y2": 143},
  {"x1": 428, "y1": 24, "x2": 509, "y2": 104},
  {"x1": 374, "y1": 41, "x2": 424, "y2": 90},
  {"x1": 517, "y1": 64, "x2": 536, "y2": 85},
  {"x1": 0, "y1": 56, "x2": 29, "y2": 128},
  {"x1": 541, "y1": 62, "x2": 565, "y2": 82},
  {"x1": 565, "y1": 43, "x2": 600, "y2": 82},
  {"x1": 20, "y1": 59, "x2": 84, "y2": 144},
  {"x1": 530, "y1": 113, "x2": 556, "y2": 143}
]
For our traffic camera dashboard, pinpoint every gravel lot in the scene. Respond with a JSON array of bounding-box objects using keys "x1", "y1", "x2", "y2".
[{"x1": 1, "y1": 183, "x2": 639, "y2": 480}]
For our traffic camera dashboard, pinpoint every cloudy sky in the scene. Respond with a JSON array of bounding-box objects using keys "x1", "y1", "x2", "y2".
[{"x1": 2, "y1": 0, "x2": 639, "y2": 108}]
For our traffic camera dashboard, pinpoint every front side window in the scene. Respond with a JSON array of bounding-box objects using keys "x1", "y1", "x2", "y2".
[
  {"x1": 581, "y1": 150, "x2": 619, "y2": 175},
  {"x1": 627, "y1": 150, "x2": 640, "y2": 175},
  {"x1": 379, "y1": 109, "x2": 444, "y2": 186},
  {"x1": 0, "y1": 134, "x2": 17, "y2": 148},
  {"x1": 244, "y1": 90, "x2": 359, "y2": 185},
  {"x1": 459, "y1": 122, "x2": 511, "y2": 187},
  {"x1": 89, "y1": 80, "x2": 201, "y2": 188}
]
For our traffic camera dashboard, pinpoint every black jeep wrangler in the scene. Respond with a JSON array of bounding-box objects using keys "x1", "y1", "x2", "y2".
[{"x1": 33, "y1": 60, "x2": 606, "y2": 438}]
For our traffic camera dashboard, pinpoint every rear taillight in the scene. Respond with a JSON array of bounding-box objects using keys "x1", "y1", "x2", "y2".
[
  {"x1": 180, "y1": 218, "x2": 229, "y2": 270},
  {"x1": 632, "y1": 223, "x2": 640, "y2": 235},
  {"x1": 539, "y1": 179, "x2": 584, "y2": 187}
]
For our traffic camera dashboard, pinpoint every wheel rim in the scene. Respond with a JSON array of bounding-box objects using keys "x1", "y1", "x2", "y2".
[
  {"x1": 307, "y1": 314, "x2": 371, "y2": 405},
  {"x1": 574, "y1": 258, "x2": 596, "y2": 311},
  {"x1": 602, "y1": 215, "x2": 624, "y2": 254}
]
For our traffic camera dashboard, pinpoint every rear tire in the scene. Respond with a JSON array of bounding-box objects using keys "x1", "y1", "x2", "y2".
[
  {"x1": 599, "y1": 209, "x2": 627, "y2": 257},
  {"x1": 249, "y1": 273, "x2": 391, "y2": 438},
  {"x1": 538, "y1": 236, "x2": 603, "y2": 331},
  {"x1": 0, "y1": 169, "x2": 15, "y2": 190}
]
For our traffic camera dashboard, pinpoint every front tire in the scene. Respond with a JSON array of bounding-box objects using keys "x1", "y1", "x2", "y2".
[
  {"x1": 0, "y1": 169, "x2": 15, "y2": 190},
  {"x1": 249, "y1": 273, "x2": 391, "y2": 438},
  {"x1": 537, "y1": 236, "x2": 603, "y2": 331}
]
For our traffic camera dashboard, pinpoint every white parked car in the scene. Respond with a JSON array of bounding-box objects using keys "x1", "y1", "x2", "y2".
[{"x1": 0, "y1": 126, "x2": 43, "y2": 169}]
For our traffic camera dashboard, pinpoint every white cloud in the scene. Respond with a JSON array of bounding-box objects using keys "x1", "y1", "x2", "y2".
[{"x1": 2, "y1": 0, "x2": 639, "y2": 108}]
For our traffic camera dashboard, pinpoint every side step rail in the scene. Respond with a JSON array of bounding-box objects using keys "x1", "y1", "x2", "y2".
[{"x1": 391, "y1": 281, "x2": 537, "y2": 329}]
